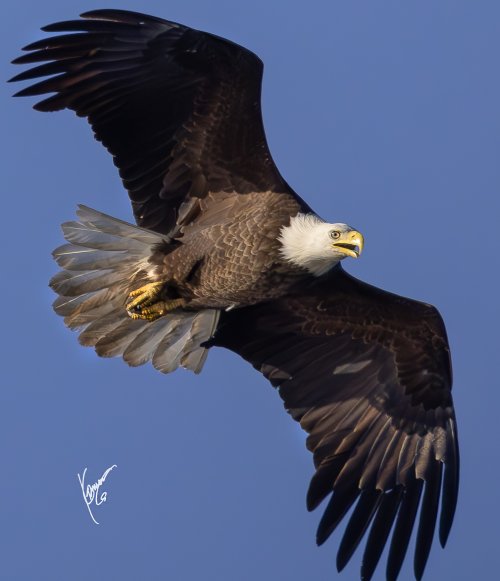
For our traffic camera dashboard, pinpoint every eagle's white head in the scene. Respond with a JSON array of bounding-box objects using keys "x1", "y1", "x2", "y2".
[{"x1": 278, "y1": 213, "x2": 364, "y2": 276}]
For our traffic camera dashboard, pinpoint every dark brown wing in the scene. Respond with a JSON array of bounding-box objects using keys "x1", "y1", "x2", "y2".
[
  {"x1": 10, "y1": 9, "x2": 305, "y2": 233},
  {"x1": 212, "y1": 266, "x2": 459, "y2": 581}
]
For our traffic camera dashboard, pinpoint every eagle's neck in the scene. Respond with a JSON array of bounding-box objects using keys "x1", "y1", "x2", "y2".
[{"x1": 278, "y1": 213, "x2": 341, "y2": 277}]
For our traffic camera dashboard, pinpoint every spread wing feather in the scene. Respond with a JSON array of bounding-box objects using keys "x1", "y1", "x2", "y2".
[
  {"x1": 11, "y1": 9, "x2": 303, "y2": 234},
  {"x1": 213, "y1": 266, "x2": 459, "y2": 580}
]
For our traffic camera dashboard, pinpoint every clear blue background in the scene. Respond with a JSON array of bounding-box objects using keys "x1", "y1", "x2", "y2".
[{"x1": 2, "y1": 1, "x2": 499, "y2": 580}]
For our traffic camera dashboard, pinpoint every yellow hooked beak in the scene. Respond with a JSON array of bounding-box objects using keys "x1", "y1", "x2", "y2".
[{"x1": 332, "y1": 230, "x2": 364, "y2": 258}]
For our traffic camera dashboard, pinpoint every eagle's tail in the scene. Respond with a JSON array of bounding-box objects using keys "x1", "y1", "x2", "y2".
[{"x1": 49, "y1": 206, "x2": 220, "y2": 374}]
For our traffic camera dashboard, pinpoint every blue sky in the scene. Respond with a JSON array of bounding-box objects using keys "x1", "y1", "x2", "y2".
[{"x1": 2, "y1": 1, "x2": 499, "y2": 580}]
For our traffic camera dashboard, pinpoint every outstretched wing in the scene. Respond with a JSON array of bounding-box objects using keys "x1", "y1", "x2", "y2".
[
  {"x1": 212, "y1": 266, "x2": 459, "y2": 581},
  {"x1": 11, "y1": 9, "x2": 304, "y2": 233}
]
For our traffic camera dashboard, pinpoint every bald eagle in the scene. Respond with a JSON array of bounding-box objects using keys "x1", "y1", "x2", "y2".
[{"x1": 11, "y1": 9, "x2": 458, "y2": 581}]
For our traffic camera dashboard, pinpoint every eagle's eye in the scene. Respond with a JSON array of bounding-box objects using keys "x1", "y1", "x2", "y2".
[{"x1": 329, "y1": 230, "x2": 341, "y2": 240}]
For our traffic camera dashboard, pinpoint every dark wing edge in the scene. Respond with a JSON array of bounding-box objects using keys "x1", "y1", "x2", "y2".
[
  {"x1": 10, "y1": 9, "x2": 303, "y2": 233},
  {"x1": 212, "y1": 266, "x2": 459, "y2": 581}
]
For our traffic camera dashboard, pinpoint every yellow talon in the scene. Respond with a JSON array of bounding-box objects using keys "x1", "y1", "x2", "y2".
[
  {"x1": 128, "y1": 302, "x2": 167, "y2": 322},
  {"x1": 126, "y1": 287, "x2": 186, "y2": 321},
  {"x1": 126, "y1": 281, "x2": 165, "y2": 312}
]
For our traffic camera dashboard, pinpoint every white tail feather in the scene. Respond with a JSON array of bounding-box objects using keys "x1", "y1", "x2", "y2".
[{"x1": 50, "y1": 206, "x2": 220, "y2": 374}]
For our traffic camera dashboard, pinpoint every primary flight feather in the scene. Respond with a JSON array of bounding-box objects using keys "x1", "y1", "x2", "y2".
[{"x1": 11, "y1": 9, "x2": 459, "y2": 580}]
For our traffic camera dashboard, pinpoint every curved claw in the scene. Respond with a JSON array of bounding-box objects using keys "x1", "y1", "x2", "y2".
[
  {"x1": 126, "y1": 296, "x2": 186, "y2": 322},
  {"x1": 128, "y1": 301, "x2": 169, "y2": 322},
  {"x1": 126, "y1": 281, "x2": 165, "y2": 312}
]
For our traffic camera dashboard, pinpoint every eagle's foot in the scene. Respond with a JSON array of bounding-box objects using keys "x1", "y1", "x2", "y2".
[
  {"x1": 126, "y1": 281, "x2": 165, "y2": 312},
  {"x1": 127, "y1": 297, "x2": 186, "y2": 322}
]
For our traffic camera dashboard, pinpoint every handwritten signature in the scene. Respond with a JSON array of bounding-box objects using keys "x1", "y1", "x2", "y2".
[{"x1": 77, "y1": 464, "x2": 117, "y2": 524}]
